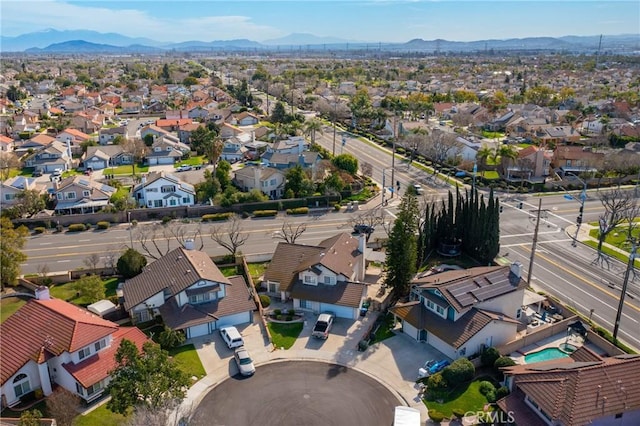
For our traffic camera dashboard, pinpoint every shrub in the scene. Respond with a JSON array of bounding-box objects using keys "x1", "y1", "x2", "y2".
[
  {"x1": 485, "y1": 390, "x2": 496, "y2": 403},
  {"x1": 117, "y1": 248, "x2": 147, "y2": 278},
  {"x1": 274, "y1": 309, "x2": 282, "y2": 316},
  {"x1": 286, "y1": 316, "x2": 293, "y2": 321},
  {"x1": 494, "y1": 356, "x2": 516, "y2": 369},
  {"x1": 259, "y1": 294, "x2": 271, "y2": 308},
  {"x1": 479, "y1": 381, "x2": 496, "y2": 396},
  {"x1": 286, "y1": 207, "x2": 309, "y2": 215},
  {"x1": 156, "y1": 326, "x2": 186, "y2": 350},
  {"x1": 426, "y1": 372, "x2": 447, "y2": 392},
  {"x1": 496, "y1": 386, "x2": 510, "y2": 400},
  {"x1": 253, "y1": 209, "x2": 278, "y2": 217},
  {"x1": 452, "y1": 408, "x2": 465, "y2": 419},
  {"x1": 202, "y1": 212, "x2": 233, "y2": 222},
  {"x1": 481, "y1": 347, "x2": 501, "y2": 367},
  {"x1": 428, "y1": 410, "x2": 445, "y2": 423},
  {"x1": 96, "y1": 221, "x2": 110, "y2": 229},
  {"x1": 34, "y1": 227, "x2": 46, "y2": 234},
  {"x1": 288, "y1": 309, "x2": 295, "y2": 316},
  {"x1": 334, "y1": 204, "x2": 341, "y2": 211},
  {"x1": 85, "y1": 222, "x2": 92, "y2": 230},
  {"x1": 441, "y1": 358, "x2": 475, "y2": 384},
  {"x1": 68, "y1": 223, "x2": 86, "y2": 232},
  {"x1": 162, "y1": 216, "x2": 172, "y2": 224}
]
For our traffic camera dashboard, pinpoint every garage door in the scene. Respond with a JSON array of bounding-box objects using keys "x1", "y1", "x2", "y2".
[
  {"x1": 187, "y1": 323, "x2": 210, "y2": 339},
  {"x1": 158, "y1": 157, "x2": 174, "y2": 165},
  {"x1": 85, "y1": 161, "x2": 104, "y2": 170},
  {"x1": 216, "y1": 311, "x2": 252, "y2": 329},
  {"x1": 319, "y1": 303, "x2": 354, "y2": 319}
]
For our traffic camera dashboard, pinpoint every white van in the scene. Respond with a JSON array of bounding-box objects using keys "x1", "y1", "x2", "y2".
[
  {"x1": 394, "y1": 406, "x2": 420, "y2": 426},
  {"x1": 220, "y1": 326, "x2": 244, "y2": 349}
]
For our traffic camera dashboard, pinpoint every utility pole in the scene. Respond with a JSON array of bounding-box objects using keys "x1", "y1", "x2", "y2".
[
  {"x1": 613, "y1": 238, "x2": 637, "y2": 344},
  {"x1": 527, "y1": 199, "x2": 543, "y2": 285},
  {"x1": 390, "y1": 115, "x2": 397, "y2": 199},
  {"x1": 332, "y1": 98, "x2": 337, "y2": 156}
]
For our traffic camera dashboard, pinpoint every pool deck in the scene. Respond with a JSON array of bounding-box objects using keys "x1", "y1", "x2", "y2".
[{"x1": 509, "y1": 333, "x2": 606, "y2": 365}]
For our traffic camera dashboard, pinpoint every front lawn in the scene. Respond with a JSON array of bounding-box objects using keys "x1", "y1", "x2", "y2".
[
  {"x1": 175, "y1": 155, "x2": 206, "y2": 167},
  {"x1": 73, "y1": 403, "x2": 128, "y2": 426},
  {"x1": 267, "y1": 322, "x2": 303, "y2": 349},
  {"x1": 169, "y1": 344, "x2": 206, "y2": 379},
  {"x1": 104, "y1": 277, "x2": 120, "y2": 297},
  {"x1": 370, "y1": 313, "x2": 396, "y2": 344},
  {"x1": 482, "y1": 170, "x2": 500, "y2": 180},
  {"x1": 589, "y1": 226, "x2": 640, "y2": 248},
  {"x1": 106, "y1": 164, "x2": 149, "y2": 176},
  {"x1": 247, "y1": 262, "x2": 269, "y2": 282},
  {"x1": 49, "y1": 277, "x2": 120, "y2": 306},
  {"x1": 424, "y1": 379, "x2": 490, "y2": 418},
  {"x1": 219, "y1": 265, "x2": 239, "y2": 277},
  {"x1": 0, "y1": 297, "x2": 26, "y2": 323}
]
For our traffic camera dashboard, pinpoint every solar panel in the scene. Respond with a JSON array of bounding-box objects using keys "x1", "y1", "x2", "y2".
[{"x1": 79, "y1": 179, "x2": 90, "y2": 186}]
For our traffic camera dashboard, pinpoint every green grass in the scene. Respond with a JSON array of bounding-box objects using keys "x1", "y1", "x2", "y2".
[
  {"x1": 582, "y1": 240, "x2": 640, "y2": 267},
  {"x1": 425, "y1": 379, "x2": 490, "y2": 418},
  {"x1": 481, "y1": 130, "x2": 504, "y2": 139},
  {"x1": 106, "y1": 164, "x2": 149, "y2": 176},
  {"x1": 73, "y1": 403, "x2": 128, "y2": 426},
  {"x1": 219, "y1": 266, "x2": 239, "y2": 277},
  {"x1": 482, "y1": 170, "x2": 500, "y2": 180},
  {"x1": 1, "y1": 400, "x2": 49, "y2": 418},
  {"x1": 175, "y1": 155, "x2": 206, "y2": 167},
  {"x1": 104, "y1": 277, "x2": 119, "y2": 297},
  {"x1": 62, "y1": 169, "x2": 82, "y2": 178},
  {"x1": 267, "y1": 322, "x2": 303, "y2": 349},
  {"x1": 49, "y1": 277, "x2": 120, "y2": 306},
  {"x1": 516, "y1": 143, "x2": 533, "y2": 149},
  {"x1": 588, "y1": 226, "x2": 640, "y2": 248},
  {"x1": 0, "y1": 297, "x2": 27, "y2": 323},
  {"x1": 169, "y1": 344, "x2": 206, "y2": 379},
  {"x1": 370, "y1": 313, "x2": 396, "y2": 344},
  {"x1": 247, "y1": 262, "x2": 269, "y2": 281}
]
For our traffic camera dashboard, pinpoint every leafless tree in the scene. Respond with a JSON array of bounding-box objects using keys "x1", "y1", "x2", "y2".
[
  {"x1": 103, "y1": 245, "x2": 122, "y2": 274},
  {"x1": 121, "y1": 138, "x2": 148, "y2": 176},
  {"x1": 83, "y1": 253, "x2": 102, "y2": 271},
  {"x1": 622, "y1": 200, "x2": 640, "y2": 241},
  {"x1": 361, "y1": 162, "x2": 373, "y2": 177},
  {"x1": 46, "y1": 387, "x2": 81, "y2": 426},
  {"x1": 273, "y1": 220, "x2": 307, "y2": 244},
  {"x1": 401, "y1": 129, "x2": 429, "y2": 164},
  {"x1": 420, "y1": 129, "x2": 462, "y2": 164},
  {"x1": 451, "y1": 112, "x2": 474, "y2": 127},
  {"x1": 37, "y1": 263, "x2": 51, "y2": 285},
  {"x1": 137, "y1": 222, "x2": 206, "y2": 260},
  {"x1": 594, "y1": 189, "x2": 638, "y2": 265},
  {"x1": 0, "y1": 152, "x2": 20, "y2": 180},
  {"x1": 210, "y1": 215, "x2": 249, "y2": 256},
  {"x1": 126, "y1": 399, "x2": 194, "y2": 426}
]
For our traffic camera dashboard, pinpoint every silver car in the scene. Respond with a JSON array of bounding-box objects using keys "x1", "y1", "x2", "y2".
[{"x1": 234, "y1": 346, "x2": 255, "y2": 376}]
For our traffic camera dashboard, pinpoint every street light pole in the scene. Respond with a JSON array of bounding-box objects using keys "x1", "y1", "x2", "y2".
[
  {"x1": 613, "y1": 238, "x2": 636, "y2": 344},
  {"x1": 332, "y1": 99, "x2": 337, "y2": 157},
  {"x1": 127, "y1": 211, "x2": 133, "y2": 248},
  {"x1": 381, "y1": 168, "x2": 387, "y2": 207},
  {"x1": 390, "y1": 115, "x2": 397, "y2": 199},
  {"x1": 565, "y1": 172, "x2": 587, "y2": 247}
]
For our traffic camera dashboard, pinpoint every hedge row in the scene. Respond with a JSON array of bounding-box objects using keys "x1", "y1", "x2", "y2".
[
  {"x1": 97, "y1": 221, "x2": 110, "y2": 229},
  {"x1": 202, "y1": 212, "x2": 233, "y2": 222},
  {"x1": 68, "y1": 224, "x2": 87, "y2": 232},
  {"x1": 286, "y1": 207, "x2": 309, "y2": 215},
  {"x1": 33, "y1": 227, "x2": 46, "y2": 234},
  {"x1": 253, "y1": 210, "x2": 278, "y2": 217}
]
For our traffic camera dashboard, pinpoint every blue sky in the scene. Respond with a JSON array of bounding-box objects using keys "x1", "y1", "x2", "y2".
[{"x1": 2, "y1": 1, "x2": 638, "y2": 43}]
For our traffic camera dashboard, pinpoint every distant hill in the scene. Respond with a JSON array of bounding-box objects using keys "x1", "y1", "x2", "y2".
[{"x1": 4, "y1": 28, "x2": 639, "y2": 54}]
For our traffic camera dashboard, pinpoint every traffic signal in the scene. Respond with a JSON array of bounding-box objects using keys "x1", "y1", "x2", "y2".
[
  {"x1": 579, "y1": 205, "x2": 584, "y2": 214},
  {"x1": 499, "y1": 206, "x2": 504, "y2": 213},
  {"x1": 396, "y1": 180, "x2": 400, "y2": 190},
  {"x1": 518, "y1": 202, "x2": 523, "y2": 209},
  {"x1": 577, "y1": 215, "x2": 583, "y2": 224}
]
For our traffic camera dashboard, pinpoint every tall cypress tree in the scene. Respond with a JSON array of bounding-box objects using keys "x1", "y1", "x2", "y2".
[{"x1": 385, "y1": 191, "x2": 419, "y2": 296}]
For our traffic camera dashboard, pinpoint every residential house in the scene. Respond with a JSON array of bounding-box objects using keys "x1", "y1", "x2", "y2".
[
  {"x1": 1, "y1": 176, "x2": 45, "y2": 209},
  {"x1": 145, "y1": 137, "x2": 190, "y2": 165},
  {"x1": 553, "y1": 145, "x2": 605, "y2": 175},
  {"x1": 233, "y1": 165, "x2": 286, "y2": 199},
  {"x1": 231, "y1": 112, "x2": 260, "y2": 127},
  {"x1": 24, "y1": 140, "x2": 71, "y2": 173},
  {"x1": 15, "y1": 133, "x2": 55, "y2": 154},
  {"x1": 140, "y1": 125, "x2": 180, "y2": 144},
  {"x1": 261, "y1": 151, "x2": 321, "y2": 170},
  {"x1": 535, "y1": 126, "x2": 581, "y2": 145},
  {"x1": 220, "y1": 138, "x2": 247, "y2": 162},
  {"x1": 0, "y1": 135, "x2": 14, "y2": 152},
  {"x1": 155, "y1": 118, "x2": 192, "y2": 132},
  {"x1": 390, "y1": 263, "x2": 527, "y2": 360},
  {"x1": 121, "y1": 246, "x2": 255, "y2": 339},
  {"x1": 165, "y1": 110, "x2": 190, "y2": 120},
  {"x1": 266, "y1": 136, "x2": 309, "y2": 155},
  {"x1": 54, "y1": 176, "x2": 117, "y2": 214},
  {"x1": 132, "y1": 171, "x2": 195, "y2": 208},
  {"x1": 187, "y1": 106, "x2": 209, "y2": 120},
  {"x1": 56, "y1": 128, "x2": 92, "y2": 156},
  {"x1": 120, "y1": 102, "x2": 141, "y2": 114},
  {"x1": 0, "y1": 287, "x2": 150, "y2": 406},
  {"x1": 178, "y1": 122, "x2": 204, "y2": 144},
  {"x1": 219, "y1": 123, "x2": 245, "y2": 140},
  {"x1": 83, "y1": 145, "x2": 133, "y2": 170},
  {"x1": 98, "y1": 127, "x2": 127, "y2": 145},
  {"x1": 506, "y1": 145, "x2": 552, "y2": 181},
  {"x1": 497, "y1": 348, "x2": 640, "y2": 426},
  {"x1": 263, "y1": 233, "x2": 369, "y2": 319}
]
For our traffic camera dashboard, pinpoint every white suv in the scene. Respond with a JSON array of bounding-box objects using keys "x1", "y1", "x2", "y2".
[{"x1": 220, "y1": 326, "x2": 244, "y2": 349}]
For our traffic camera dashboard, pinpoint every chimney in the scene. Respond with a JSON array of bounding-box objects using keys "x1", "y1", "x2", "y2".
[
  {"x1": 35, "y1": 286, "x2": 50, "y2": 300},
  {"x1": 141, "y1": 175, "x2": 147, "y2": 184},
  {"x1": 253, "y1": 165, "x2": 262, "y2": 187},
  {"x1": 358, "y1": 234, "x2": 366, "y2": 281},
  {"x1": 510, "y1": 261, "x2": 523, "y2": 278},
  {"x1": 184, "y1": 239, "x2": 195, "y2": 250},
  {"x1": 66, "y1": 137, "x2": 72, "y2": 160},
  {"x1": 297, "y1": 137, "x2": 303, "y2": 153},
  {"x1": 298, "y1": 153, "x2": 305, "y2": 166}
]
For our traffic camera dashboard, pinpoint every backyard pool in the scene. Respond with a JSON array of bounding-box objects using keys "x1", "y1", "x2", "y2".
[{"x1": 524, "y1": 347, "x2": 569, "y2": 364}]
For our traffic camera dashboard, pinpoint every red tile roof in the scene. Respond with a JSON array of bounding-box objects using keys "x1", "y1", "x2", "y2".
[
  {"x1": 62, "y1": 327, "x2": 149, "y2": 387},
  {"x1": 0, "y1": 298, "x2": 118, "y2": 385},
  {"x1": 155, "y1": 118, "x2": 193, "y2": 128}
]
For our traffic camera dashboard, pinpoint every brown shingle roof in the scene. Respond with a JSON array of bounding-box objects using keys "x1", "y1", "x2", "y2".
[
  {"x1": 289, "y1": 281, "x2": 367, "y2": 308},
  {"x1": 122, "y1": 248, "x2": 230, "y2": 311},
  {"x1": 501, "y1": 354, "x2": 640, "y2": 425},
  {"x1": 263, "y1": 242, "x2": 324, "y2": 292},
  {"x1": 390, "y1": 303, "x2": 518, "y2": 349},
  {"x1": 158, "y1": 275, "x2": 255, "y2": 330},
  {"x1": 1, "y1": 299, "x2": 117, "y2": 385},
  {"x1": 412, "y1": 266, "x2": 527, "y2": 313}
]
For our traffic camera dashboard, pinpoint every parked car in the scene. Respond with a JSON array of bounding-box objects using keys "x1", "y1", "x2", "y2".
[
  {"x1": 429, "y1": 359, "x2": 450, "y2": 375},
  {"x1": 177, "y1": 164, "x2": 192, "y2": 172},
  {"x1": 52, "y1": 168, "x2": 63, "y2": 177},
  {"x1": 418, "y1": 360, "x2": 437, "y2": 378},
  {"x1": 234, "y1": 346, "x2": 256, "y2": 376},
  {"x1": 353, "y1": 224, "x2": 374, "y2": 235},
  {"x1": 312, "y1": 313, "x2": 335, "y2": 339},
  {"x1": 32, "y1": 169, "x2": 43, "y2": 177},
  {"x1": 220, "y1": 326, "x2": 244, "y2": 349}
]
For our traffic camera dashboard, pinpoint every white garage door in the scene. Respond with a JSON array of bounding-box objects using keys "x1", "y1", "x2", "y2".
[
  {"x1": 86, "y1": 161, "x2": 105, "y2": 170},
  {"x1": 187, "y1": 323, "x2": 210, "y2": 339},
  {"x1": 319, "y1": 303, "x2": 354, "y2": 319},
  {"x1": 216, "y1": 311, "x2": 252, "y2": 329},
  {"x1": 158, "y1": 157, "x2": 174, "y2": 165}
]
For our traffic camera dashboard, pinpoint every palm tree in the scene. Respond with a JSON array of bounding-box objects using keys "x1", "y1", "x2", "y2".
[
  {"x1": 496, "y1": 145, "x2": 518, "y2": 177},
  {"x1": 477, "y1": 145, "x2": 493, "y2": 177},
  {"x1": 303, "y1": 118, "x2": 323, "y2": 145}
]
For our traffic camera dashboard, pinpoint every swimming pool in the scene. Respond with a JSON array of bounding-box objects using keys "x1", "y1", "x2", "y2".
[{"x1": 524, "y1": 347, "x2": 569, "y2": 364}]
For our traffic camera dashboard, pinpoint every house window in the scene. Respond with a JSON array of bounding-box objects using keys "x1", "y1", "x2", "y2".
[
  {"x1": 13, "y1": 374, "x2": 30, "y2": 398},
  {"x1": 161, "y1": 185, "x2": 176, "y2": 193},
  {"x1": 182, "y1": 197, "x2": 189, "y2": 204},
  {"x1": 147, "y1": 188, "x2": 158, "y2": 192},
  {"x1": 426, "y1": 300, "x2": 435, "y2": 310},
  {"x1": 189, "y1": 293, "x2": 210, "y2": 305},
  {"x1": 82, "y1": 190, "x2": 90, "y2": 197},
  {"x1": 4, "y1": 193, "x2": 14, "y2": 201},
  {"x1": 153, "y1": 200, "x2": 163, "y2": 207},
  {"x1": 78, "y1": 346, "x2": 91, "y2": 360},
  {"x1": 436, "y1": 305, "x2": 445, "y2": 315},
  {"x1": 300, "y1": 300, "x2": 309, "y2": 309},
  {"x1": 94, "y1": 339, "x2": 106, "y2": 352},
  {"x1": 169, "y1": 199, "x2": 177, "y2": 206},
  {"x1": 303, "y1": 275, "x2": 315, "y2": 285},
  {"x1": 75, "y1": 382, "x2": 84, "y2": 396},
  {"x1": 324, "y1": 276, "x2": 332, "y2": 285},
  {"x1": 66, "y1": 191, "x2": 76, "y2": 200},
  {"x1": 57, "y1": 193, "x2": 64, "y2": 200},
  {"x1": 86, "y1": 379, "x2": 105, "y2": 396}
]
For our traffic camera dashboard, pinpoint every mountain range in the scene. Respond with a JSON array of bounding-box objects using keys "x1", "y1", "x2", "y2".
[{"x1": 2, "y1": 28, "x2": 638, "y2": 54}]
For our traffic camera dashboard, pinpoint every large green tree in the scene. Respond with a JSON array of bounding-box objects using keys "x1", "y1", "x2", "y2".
[
  {"x1": 384, "y1": 191, "x2": 419, "y2": 295},
  {"x1": 117, "y1": 248, "x2": 147, "y2": 278},
  {"x1": 332, "y1": 154, "x2": 358, "y2": 175},
  {"x1": 1, "y1": 217, "x2": 28, "y2": 289},
  {"x1": 106, "y1": 340, "x2": 190, "y2": 415},
  {"x1": 72, "y1": 274, "x2": 105, "y2": 304},
  {"x1": 284, "y1": 165, "x2": 314, "y2": 198}
]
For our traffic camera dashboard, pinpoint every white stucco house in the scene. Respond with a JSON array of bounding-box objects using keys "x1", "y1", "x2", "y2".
[
  {"x1": 233, "y1": 165, "x2": 286, "y2": 199},
  {"x1": 121, "y1": 246, "x2": 256, "y2": 339},
  {"x1": 0, "y1": 288, "x2": 149, "y2": 407},
  {"x1": 132, "y1": 171, "x2": 195, "y2": 208},
  {"x1": 390, "y1": 263, "x2": 526, "y2": 360}
]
